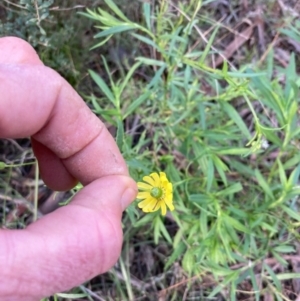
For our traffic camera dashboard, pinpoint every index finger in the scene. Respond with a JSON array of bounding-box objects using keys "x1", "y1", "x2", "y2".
[{"x1": 0, "y1": 43, "x2": 128, "y2": 187}]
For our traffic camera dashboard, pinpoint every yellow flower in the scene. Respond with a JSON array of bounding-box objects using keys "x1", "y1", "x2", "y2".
[{"x1": 137, "y1": 172, "x2": 174, "y2": 216}]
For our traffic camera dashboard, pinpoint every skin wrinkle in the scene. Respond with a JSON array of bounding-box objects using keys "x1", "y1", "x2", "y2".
[
  {"x1": 62, "y1": 129, "x2": 128, "y2": 186},
  {"x1": 0, "y1": 61, "x2": 100, "y2": 158},
  {"x1": 31, "y1": 74, "x2": 63, "y2": 137},
  {"x1": 33, "y1": 79, "x2": 103, "y2": 159},
  {"x1": 60, "y1": 127, "x2": 105, "y2": 170}
]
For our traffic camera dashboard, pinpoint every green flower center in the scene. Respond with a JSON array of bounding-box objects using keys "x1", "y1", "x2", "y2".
[{"x1": 150, "y1": 187, "x2": 163, "y2": 199}]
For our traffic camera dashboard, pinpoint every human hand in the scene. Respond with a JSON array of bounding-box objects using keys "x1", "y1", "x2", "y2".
[{"x1": 0, "y1": 37, "x2": 137, "y2": 301}]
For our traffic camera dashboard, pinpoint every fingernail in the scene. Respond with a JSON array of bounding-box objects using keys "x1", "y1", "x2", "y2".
[{"x1": 121, "y1": 187, "x2": 137, "y2": 211}]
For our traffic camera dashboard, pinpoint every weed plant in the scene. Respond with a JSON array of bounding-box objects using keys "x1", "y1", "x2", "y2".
[{"x1": 1, "y1": 0, "x2": 300, "y2": 300}]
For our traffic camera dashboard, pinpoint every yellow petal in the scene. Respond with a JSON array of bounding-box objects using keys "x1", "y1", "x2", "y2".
[
  {"x1": 150, "y1": 172, "x2": 160, "y2": 186},
  {"x1": 138, "y1": 196, "x2": 155, "y2": 208},
  {"x1": 159, "y1": 172, "x2": 167, "y2": 179},
  {"x1": 165, "y1": 186, "x2": 172, "y2": 196},
  {"x1": 151, "y1": 200, "x2": 160, "y2": 211},
  {"x1": 137, "y1": 191, "x2": 151, "y2": 199},
  {"x1": 143, "y1": 176, "x2": 155, "y2": 186},
  {"x1": 137, "y1": 182, "x2": 152, "y2": 190},
  {"x1": 165, "y1": 191, "x2": 173, "y2": 202},
  {"x1": 167, "y1": 182, "x2": 173, "y2": 192},
  {"x1": 160, "y1": 202, "x2": 167, "y2": 216},
  {"x1": 138, "y1": 201, "x2": 149, "y2": 209},
  {"x1": 143, "y1": 198, "x2": 158, "y2": 212},
  {"x1": 165, "y1": 199, "x2": 174, "y2": 211}
]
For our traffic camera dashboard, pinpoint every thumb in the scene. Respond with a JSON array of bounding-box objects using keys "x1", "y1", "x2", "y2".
[{"x1": 0, "y1": 175, "x2": 137, "y2": 300}]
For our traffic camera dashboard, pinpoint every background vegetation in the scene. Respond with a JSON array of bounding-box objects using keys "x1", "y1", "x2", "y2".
[{"x1": 1, "y1": 0, "x2": 300, "y2": 300}]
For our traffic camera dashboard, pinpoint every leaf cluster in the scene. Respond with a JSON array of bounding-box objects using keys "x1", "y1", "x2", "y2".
[{"x1": 80, "y1": 0, "x2": 300, "y2": 299}]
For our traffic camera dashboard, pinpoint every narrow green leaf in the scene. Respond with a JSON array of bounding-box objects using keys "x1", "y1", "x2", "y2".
[
  {"x1": 206, "y1": 156, "x2": 214, "y2": 192},
  {"x1": 273, "y1": 245, "x2": 295, "y2": 253},
  {"x1": 88, "y1": 70, "x2": 116, "y2": 106},
  {"x1": 90, "y1": 35, "x2": 112, "y2": 49},
  {"x1": 281, "y1": 205, "x2": 300, "y2": 222},
  {"x1": 116, "y1": 119, "x2": 124, "y2": 150},
  {"x1": 287, "y1": 164, "x2": 300, "y2": 187},
  {"x1": 222, "y1": 59, "x2": 228, "y2": 74},
  {"x1": 182, "y1": 249, "x2": 195, "y2": 274},
  {"x1": 147, "y1": 65, "x2": 166, "y2": 88},
  {"x1": 78, "y1": 11, "x2": 98, "y2": 21},
  {"x1": 101, "y1": 55, "x2": 117, "y2": 101},
  {"x1": 135, "y1": 57, "x2": 165, "y2": 66},
  {"x1": 131, "y1": 33, "x2": 159, "y2": 50},
  {"x1": 223, "y1": 214, "x2": 250, "y2": 234},
  {"x1": 104, "y1": 0, "x2": 130, "y2": 21},
  {"x1": 159, "y1": 218, "x2": 172, "y2": 244},
  {"x1": 264, "y1": 264, "x2": 282, "y2": 290},
  {"x1": 133, "y1": 212, "x2": 154, "y2": 227},
  {"x1": 208, "y1": 271, "x2": 239, "y2": 297},
  {"x1": 213, "y1": 155, "x2": 228, "y2": 186},
  {"x1": 200, "y1": 206, "x2": 208, "y2": 235},
  {"x1": 96, "y1": 8, "x2": 122, "y2": 24},
  {"x1": 286, "y1": 52, "x2": 296, "y2": 81},
  {"x1": 261, "y1": 222, "x2": 277, "y2": 234},
  {"x1": 228, "y1": 206, "x2": 248, "y2": 219},
  {"x1": 119, "y1": 61, "x2": 141, "y2": 95},
  {"x1": 94, "y1": 25, "x2": 135, "y2": 38},
  {"x1": 198, "y1": 102, "x2": 206, "y2": 130},
  {"x1": 167, "y1": 26, "x2": 184, "y2": 56},
  {"x1": 199, "y1": 25, "x2": 219, "y2": 65},
  {"x1": 272, "y1": 251, "x2": 288, "y2": 266},
  {"x1": 90, "y1": 94, "x2": 102, "y2": 113},
  {"x1": 249, "y1": 268, "x2": 260, "y2": 301},
  {"x1": 123, "y1": 91, "x2": 151, "y2": 119},
  {"x1": 283, "y1": 154, "x2": 300, "y2": 169},
  {"x1": 254, "y1": 169, "x2": 274, "y2": 199},
  {"x1": 143, "y1": 3, "x2": 151, "y2": 30},
  {"x1": 227, "y1": 71, "x2": 266, "y2": 78},
  {"x1": 277, "y1": 158, "x2": 287, "y2": 186},
  {"x1": 216, "y1": 183, "x2": 243, "y2": 197},
  {"x1": 165, "y1": 241, "x2": 186, "y2": 270},
  {"x1": 218, "y1": 148, "x2": 250, "y2": 155},
  {"x1": 189, "y1": 193, "x2": 211, "y2": 203},
  {"x1": 275, "y1": 273, "x2": 300, "y2": 280},
  {"x1": 279, "y1": 28, "x2": 300, "y2": 43},
  {"x1": 221, "y1": 101, "x2": 251, "y2": 139},
  {"x1": 184, "y1": 65, "x2": 192, "y2": 90}
]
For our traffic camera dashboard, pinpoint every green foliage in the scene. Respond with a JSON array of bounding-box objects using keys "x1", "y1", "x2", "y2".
[
  {"x1": 0, "y1": 0, "x2": 92, "y2": 86},
  {"x1": 82, "y1": 0, "x2": 300, "y2": 299},
  {"x1": 2, "y1": 0, "x2": 300, "y2": 299},
  {"x1": 0, "y1": 0, "x2": 54, "y2": 45}
]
